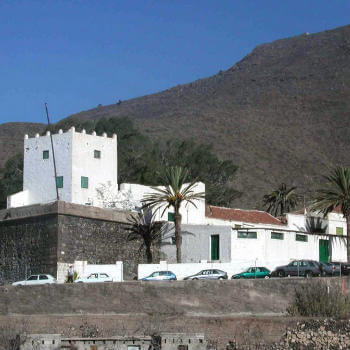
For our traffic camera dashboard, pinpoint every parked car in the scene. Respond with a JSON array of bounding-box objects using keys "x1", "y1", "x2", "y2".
[
  {"x1": 183, "y1": 269, "x2": 227, "y2": 280},
  {"x1": 12, "y1": 274, "x2": 57, "y2": 286},
  {"x1": 231, "y1": 267, "x2": 271, "y2": 279},
  {"x1": 318, "y1": 262, "x2": 340, "y2": 276},
  {"x1": 74, "y1": 272, "x2": 113, "y2": 283},
  {"x1": 331, "y1": 262, "x2": 350, "y2": 276},
  {"x1": 272, "y1": 260, "x2": 321, "y2": 278},
  {"x1": 140, "y1": 271, "x2": 177, "y2": 281}
]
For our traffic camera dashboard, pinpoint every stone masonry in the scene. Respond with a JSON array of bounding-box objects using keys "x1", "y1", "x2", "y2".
[{"x1": 0, "y1": 201, "x2": 154, "y2": 283}]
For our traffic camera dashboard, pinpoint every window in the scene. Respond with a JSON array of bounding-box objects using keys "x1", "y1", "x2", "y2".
[
  {"x1": 336, "y1": 227, "x2": 344, "y2": 235},
  {"x1": 94, "y1": 150, "x2": 101, "y2": 159},
  {"x1": 238, "y1": 231, "x2": 257, "y2": 239},
  {"x1": 27, "y1": 275, "x2": 38, "y2": 281},
  {"x1": 43, "y1": 150, "x2": 49, "y2": 159},
  {"x1": 171, "y1": 236, "x2": 176, "y2": 245},
  {"x1": 39, "y1": 275, "x2": 48, "y2": 280},
  {"x1": 271, "y1": 232, "x2": 284, "y2": 240},
  {"x1": 127, "y1": 346, "x2": 140, "y2": 350},
  {"x1": 178, "y1": 346, "x2": 188, "y2": 350},
  {"x1": 296, "y1": 234, "x2": 308, "y2": 242},
  {"x1": 168, "y1": 212, "x2": 175, "y2": 222},
  {"x1": 81, "y1": 176, "x2": 89, "y2": 188},
  {"x1": 211, "y1": 235, "x2": 220, "y2": 260},
  {"x1": 56, "y1": 176, "x2": 63, "y2": 188}
]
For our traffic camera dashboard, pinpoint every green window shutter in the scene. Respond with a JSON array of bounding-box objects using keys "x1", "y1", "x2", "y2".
[
  {"x1": 43, "y1": 150, "x2": 49, "y2": 159},
  {"x1": 56, "y1": 176, "x2": 63, "y2": 189},
  {"x1": 271, "y1": 232, "x2": 284, "y2": 240},
  {"x1": 211, "y1": 235, "x2": 220, "y2": 260},
  {"x1": 94, "y1": 150, "x2": 101, "y2": 159},
  {"x1": 336, "y1": 227, "x2": 343, "y2": 235},
  {"x1": 296, "y1": 234, "x2": 308, "y2": 242},
  {"x1": 81, "y1": 176, "x2": 89, "y2": 189},
  {"x1": 238, "y1": 231, "x2": 257, "y2": 239},
  {"x1": 168, "y1": 212, "x2": 175, "y2": 222}
]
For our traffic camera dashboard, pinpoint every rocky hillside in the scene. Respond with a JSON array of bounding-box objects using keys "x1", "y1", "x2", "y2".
[
  {"x1": 1, "y1": 25, "x2": 350, "y2": 208},
  {"x1": 0, "y1": 122, "x2": 44, "y2": 169}
]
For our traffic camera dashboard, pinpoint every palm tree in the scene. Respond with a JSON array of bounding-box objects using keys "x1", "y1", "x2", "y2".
[
  {"x1": 126, "y1": 211, "x2": 166, "y2": 263},
  {"x1": 312, "y1": 167, "x2": 350, "y2": 262},
  {"x1": 263, "y1": 183, "x2": 299, "y2": 217},
  {"x1": 142, "y1": 166, "x2": 205, "y2": 263}
]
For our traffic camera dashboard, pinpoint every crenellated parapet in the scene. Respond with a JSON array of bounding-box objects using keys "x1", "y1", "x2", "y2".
[{"x1": 24, "y1": 126, "x2": 117, "y2": 140}]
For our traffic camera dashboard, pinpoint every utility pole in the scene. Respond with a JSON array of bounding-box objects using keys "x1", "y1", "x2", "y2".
[{"x1": 45, "y1": 103, "x2": 59, "y2": 201}]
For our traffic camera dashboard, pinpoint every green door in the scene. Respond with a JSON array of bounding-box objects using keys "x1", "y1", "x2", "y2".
[
  {"x1": 211, "y1": 235, "x2": 220, "y2": 260},
  {"x1": 319, "y1": 239, "x2": 330, "y2": 262}
]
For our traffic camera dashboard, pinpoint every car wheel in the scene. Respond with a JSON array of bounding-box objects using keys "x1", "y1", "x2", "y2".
[
  {"x1": 305, "y1": 271, "x2": 313, "y2": 278},
  {"x1": 277, "y1": 270, "x2": 285, "y2": 278},
  {"x1": 193, "y1": 278, "x2": 198, "y2": 280},
  {"x1": 218, "y1": 277, "x2": 225, "y2": 280},
  {"x1": 170, "y1": 278, "x2": 176, "y2": 281},
  {"x1": 264, "y1": 275, "x2": 270, "y2": 279}
]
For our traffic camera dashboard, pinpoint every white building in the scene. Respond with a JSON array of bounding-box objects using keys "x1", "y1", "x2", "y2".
[
  {"x1": 286, "y1": 208, "x2": 347, "y2": 262},
  {"x1": 7, "y1": 128, "x2": 205, "y2": 225},
  {"x1": 7, "y1": 127, "x2": 118, "y2": 208},
  {"x1": 156, "y1": 205, "x2": 348, "y2": 274}
]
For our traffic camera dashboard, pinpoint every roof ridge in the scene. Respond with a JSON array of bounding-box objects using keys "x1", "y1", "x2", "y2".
[{"x1": 207, "y1": 205, "x2": 274, "y2": 215}]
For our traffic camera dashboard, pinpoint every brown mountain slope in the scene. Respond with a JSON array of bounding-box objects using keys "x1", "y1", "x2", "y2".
[
  {"x1": 1, "y1": 25, "x2": 350, "y2": 208},
  {"x1": 0, "y1": 122, "x2": 45, "y2": 169}
]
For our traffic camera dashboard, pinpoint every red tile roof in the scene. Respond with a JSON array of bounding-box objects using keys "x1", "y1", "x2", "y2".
[{"x1": 205, "y1": 205, "x2": 283, "y2": 226}]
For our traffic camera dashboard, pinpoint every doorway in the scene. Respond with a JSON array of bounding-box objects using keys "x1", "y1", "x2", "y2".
[{"x1": 319, "y1": 239, "x2": 330, "y2": 262}]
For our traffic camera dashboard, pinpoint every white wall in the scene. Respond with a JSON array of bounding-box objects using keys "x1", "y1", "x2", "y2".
[
  {"x1": 161, "y1": 224, "x2": 232, "y2": 263},
  {"x1": 71, "y1": 131, "x2": 118, "y2": 206},
  {"x1": 328, "y1": 212, "x2": 347, "y2": 236},
  {"x1": 56, "y1": 261, "x2": 123, "y2": 283},
  {"x1": 287, "y1": 211, "x2": 347, "y2": 262},
  {"x1": 231, "y1": 228, "x2": 323, "y2": 269},
  {"x1": 7, "y1": 190, "x2": 29, "y2": 208},
  {"x1": 21, "y1": 130, "x2": 73, "y2": 207},
  {"x1": 120, "y1": 182, "x2": 206, "y2": 224}
]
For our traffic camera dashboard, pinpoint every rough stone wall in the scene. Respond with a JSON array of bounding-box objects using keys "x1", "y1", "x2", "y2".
[
  {"x1": 0, "y1": 201, "x2": 159, "y2": 284},
  {"x1": 0, "y1": 215, "x2": 58, "y2": 283},
  {"x1": 57, "y1": 215, "x2": 156, "y2": 279}
]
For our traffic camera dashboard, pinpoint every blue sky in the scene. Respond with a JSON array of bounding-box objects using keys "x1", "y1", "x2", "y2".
[{"x1": 1, "y1": 1, "x2": 349, "y2": 124}]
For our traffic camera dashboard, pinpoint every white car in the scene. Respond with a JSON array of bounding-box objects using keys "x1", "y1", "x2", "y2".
[
  {"x1": 12, "y1": 274, "x2": 57, "y2": 286},
  {"x1": 74, "y1": 272, "x2": 113, "y2": 283}
]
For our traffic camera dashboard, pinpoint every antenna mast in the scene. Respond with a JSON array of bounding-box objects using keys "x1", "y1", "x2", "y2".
[{"x1": 45, "y1": 103, "x2": 59, "y2": 201}]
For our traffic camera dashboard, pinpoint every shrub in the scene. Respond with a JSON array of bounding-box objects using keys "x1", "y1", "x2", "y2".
[{"x1": 287, "y1": 280, "x2": 350, "y2": 318}]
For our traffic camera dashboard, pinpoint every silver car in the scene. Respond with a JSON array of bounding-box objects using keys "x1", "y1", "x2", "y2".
[
  {"x1": 12, "y1": 274, "x2": 57, "y2": 286},
  {"x1": 183, "y1": 269, "x2": 227, "y2": 280}
]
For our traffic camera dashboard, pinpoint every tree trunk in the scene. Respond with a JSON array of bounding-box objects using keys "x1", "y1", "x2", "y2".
[
  {"x1": 174, "y1": 207, "x2": 182, "y2": 263},
  {"x1": 145, "y1": 243, "x2": 153, "y2": 263},
  {"x1": 347, "y1": 216, "x2": 350, "y2": 263}
]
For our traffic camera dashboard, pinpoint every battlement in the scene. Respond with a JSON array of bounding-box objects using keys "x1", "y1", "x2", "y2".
[{"x1": 24, "y1": 126, "x2": 117, "y2": 140}]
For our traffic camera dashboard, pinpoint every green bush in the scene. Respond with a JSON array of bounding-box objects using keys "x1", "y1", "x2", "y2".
[{"x1": 287, "y1": 280, "x2": 350, "y2": 318}]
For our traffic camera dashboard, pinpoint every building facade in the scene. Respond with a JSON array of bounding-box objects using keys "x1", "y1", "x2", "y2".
[{"x1": 7, "y1": 127, "x2": 118, "y2": 208}]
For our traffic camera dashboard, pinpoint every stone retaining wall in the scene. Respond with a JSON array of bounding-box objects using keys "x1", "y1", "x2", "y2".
[{"x1": 0, "y1": 201, "x2": 155, "y2": 283}]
